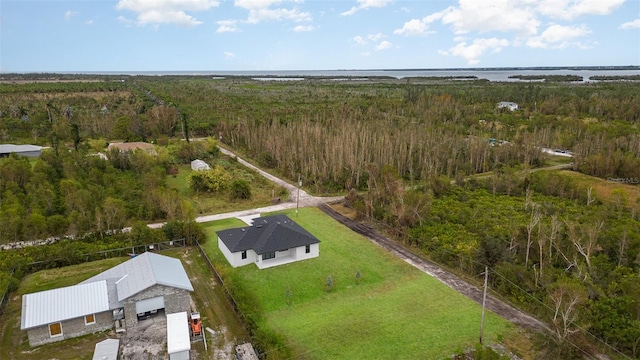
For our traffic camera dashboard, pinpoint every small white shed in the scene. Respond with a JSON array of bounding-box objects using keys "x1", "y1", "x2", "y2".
[
  {"x1": 167, "y1": 312, "x2": 190, "y2": 360},
  {"x1": 190, "y1": 159, "x2": 210, "y2": 171},
  {"x1": 497, "y1": 101, "x2": 518, "y2": 111},
  {"x1": 92, "y1": 338, "x2": 120, "y2": 360}
]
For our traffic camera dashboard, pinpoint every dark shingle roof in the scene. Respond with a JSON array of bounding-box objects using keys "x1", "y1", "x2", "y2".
[{"x1": 216, "y1": 214, "x2": 320, "y2": 255}]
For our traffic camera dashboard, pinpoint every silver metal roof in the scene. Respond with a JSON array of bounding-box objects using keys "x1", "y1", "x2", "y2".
[
  {"x1": 81, "y1": 252, "x2": 193, "y2": 301},
  {"x1": 21, "y1": 280, "x2": 110, "y2": 330},
  {"x1": 92, "y1": 339, "x2": 120, "y2": 360},
  {"x1": 0, "y1": 144, "x2": 42, "y2": 154}
]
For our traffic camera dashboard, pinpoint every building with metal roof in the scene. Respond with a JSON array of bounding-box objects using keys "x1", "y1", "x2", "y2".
[
  {"x1": 216, "y1": 214, "x2": 320, "y2": 269},
  {"x1": 21, "y1": 252, "x2": 194, "y2": 347},
  {"x1": 21, "y1": 280, "x2": 110, "y2": 330},
  {"x1": 81, "y1": 251, "x2": 194, "y2": 302},
  {"x1": 0, "y1": 144, "x2": 42, "y2": 158},
  {"x1": 107, "y1": 142, "x2": 156, "y2": 155}
]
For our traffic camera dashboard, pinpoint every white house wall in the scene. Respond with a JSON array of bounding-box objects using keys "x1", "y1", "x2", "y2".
[
  {"x1": 218, "y1": 237, "x2": 256, "y2": 268},
  {"x1": 255, "y1": 244, "x2": 319, "y2": 269},
  {"x1": 295, "y1": 243, "x2": 319, "y2": 261}
]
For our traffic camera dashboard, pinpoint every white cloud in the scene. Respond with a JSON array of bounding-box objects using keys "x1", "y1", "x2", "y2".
[
  {"x1": 224, "y1": 51, "x2": 236, "y2": 59},
  {"x1": 394, "y1": 12, "x2": 444, "y2": 36},
  {"x1": 116, "y1": 0, "x2": 220, "y2": 27},
  {"x1": 375, "y1": 40, "x2": 393, "y2": 51},
  {"x1": 85, "y1": 20, "x2": 94, "y2": 25},
  {"x1": 442, "y1": 37, "x2": 509, "y2": 64},
  {"x1": 293, "y1": 25, "x2": 314, "y2": 32},
  {"x1": 341, "y1": 0, "x2": 394, "y2": 16},
  {"x1": 440, "y1": 0, "x2": 540, "y2": 36},
  {"x1": 367, "y1": 33, "x2": 383, "y2": 41},
  {"x1": 352, "y1": 35, "x2": 367, "y2": 45},
  {"x1": 619, "y1": 18, "x2": 640, "y2": 29},
  {"x1": 394, "y1": 19, "x2": 427, "y2": 36},
  {"x1": 64, "y1": 10, "x2": 79, "y2": 21},
  {"x1": 537, "y1": 0, "x2": 625, "y2": 20},
  {"x1": 138, "y1": 10, "x2": 203, "y2": 27},
  {"x1": 527, "y1": 24, "x2": 591, "y2": 48},
  {"x1": 234, "y1": 0, "x2": 311, "y2": 24},
  {"x1": 117, "y1": 15, "x2": 135, "y2": 27},
  {"x1": 216, "y1": 20, "x2": 238, "y2": 32},
  {"x1": 401, "y1": 0, "x2": 621, "y2": 64}
]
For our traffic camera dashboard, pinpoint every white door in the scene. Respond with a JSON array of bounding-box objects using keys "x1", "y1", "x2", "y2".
[{"x1": 135, "y1": 296, "x2": 165, "y2": 314}]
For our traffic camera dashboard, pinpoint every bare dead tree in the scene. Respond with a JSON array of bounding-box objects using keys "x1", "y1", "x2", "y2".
[
  {"x1": 549, "y1": 282, "x2": 585, "y2": 342},
  {"x1": 565, "y1": 220, "x2": 604, "y2": 272},
  {"x1": 525, "y1": 206, "x2": 542, "y2": 268},
  {"x1": 586, "y1": 187, "x2": 596, "y2": 206}
]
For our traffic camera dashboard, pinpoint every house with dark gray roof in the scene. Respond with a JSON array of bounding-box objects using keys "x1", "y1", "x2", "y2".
[
  {"x1": 216, "y1": 214, "x2": 320, "y2": 269},
  {"x1": 20, "y1": 252, "x2": 193, "y2": 346}
]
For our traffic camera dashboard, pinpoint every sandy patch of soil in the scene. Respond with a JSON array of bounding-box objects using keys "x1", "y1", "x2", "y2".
[{"x1": 120, "y1": 316, "x2": 168, "y2": 360}]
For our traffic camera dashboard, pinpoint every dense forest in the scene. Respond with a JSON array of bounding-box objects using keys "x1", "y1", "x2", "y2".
[{"x1": 1, "y1": 75, "x2": 640, "y2": 358}]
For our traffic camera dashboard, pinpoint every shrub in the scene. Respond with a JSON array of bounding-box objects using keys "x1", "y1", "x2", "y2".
[{"x1": 230, "y1": 180, "x2": 252, "y2": 200}]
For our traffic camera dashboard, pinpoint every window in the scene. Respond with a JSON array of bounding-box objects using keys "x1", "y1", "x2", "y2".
[
  {"x1": 85, "y1": 314, "x2": 96, "y2": 325},
  {"x1": 305, "y1": 245, "x2": 311, "y2": 254},
  {"x1": 263, "y1": 252, "x2": 275, "y2": 260},
  {"x1": 241, "y1": 251, "x2": 247, "y2": 259},
  {"x1": 49, "y1": 323, "x2": 62, "y2": 337}
]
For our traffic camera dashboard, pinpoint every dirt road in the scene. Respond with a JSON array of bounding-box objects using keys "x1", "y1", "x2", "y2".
[{"x1": 317, "y1": 203, "x2": 549, "y2": 332}]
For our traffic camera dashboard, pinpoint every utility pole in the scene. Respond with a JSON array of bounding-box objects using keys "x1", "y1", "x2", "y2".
[
  {"x1": 479, "y1": 265, "x2": 488, "y2": 344},
  {"x1": 296, "y1": 173, "x2": 301, "y2": 215}
]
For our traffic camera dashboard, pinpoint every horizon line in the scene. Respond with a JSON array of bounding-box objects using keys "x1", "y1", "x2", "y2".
[{"x1": 2, "y1": 65, "x2": 639, "y2": 75}]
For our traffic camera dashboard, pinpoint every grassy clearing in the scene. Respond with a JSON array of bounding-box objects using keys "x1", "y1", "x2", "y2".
[
  {"x1": 202, "y1": 207, "x2": 517, "y2": 359},
  {"x1": 0, "y1": 248, "x2": 248, "y2": 360},
  {"x1": 166, "y1": 160, "x2": 288, "y2": 216},
  {"x1": 543, "y1": 154, "x2": 573, "y2": 166},
  {"x1": 558, "y1": 169, "x2": 640, "y2": 205}
]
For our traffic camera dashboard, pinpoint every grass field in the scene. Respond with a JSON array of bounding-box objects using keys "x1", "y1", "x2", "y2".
[
  {"x1": 166, "y1": 161, "x2": 289, "y2": 216},
  {"x1": 202, "y1": 207, "x2": 518, "y2": 359},
  {"x1": 0, "y1": 248, "x2": 248, "y2": 360},
  {"x1": 558, "y1": 169, "x2": 640, "y2": 205}
]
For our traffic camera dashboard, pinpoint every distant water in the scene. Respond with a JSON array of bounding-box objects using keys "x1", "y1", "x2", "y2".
[{"x1": 91, "y1": 67, "x2": 640, "y2": 82}]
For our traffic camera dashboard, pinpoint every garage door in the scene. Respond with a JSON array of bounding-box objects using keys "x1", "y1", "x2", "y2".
[{"x1": 135, "y1": 296, "x2": 165, "y2": 314}]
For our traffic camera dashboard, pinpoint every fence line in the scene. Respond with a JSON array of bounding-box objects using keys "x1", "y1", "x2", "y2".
[
  {"x1": 0, "y1": 269, "x2": 15, "y2": 317},
  {"x1": 194, "y1": 240, "x2": 246, "y2": 324}
]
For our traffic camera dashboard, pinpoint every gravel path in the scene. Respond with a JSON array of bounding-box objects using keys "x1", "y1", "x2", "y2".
[{"x1": 317, "y1": 203, "x2": 549, "y2": 333}]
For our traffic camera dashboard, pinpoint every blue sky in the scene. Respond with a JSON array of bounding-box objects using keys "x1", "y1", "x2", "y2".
[{"x1": 1, "y1": 0, "x2": 639, "y2": 72}]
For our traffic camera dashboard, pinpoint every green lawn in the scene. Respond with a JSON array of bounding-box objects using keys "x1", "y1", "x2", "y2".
[{"x1": 202, "y1": 207, "x2": 515, "y2": 360}]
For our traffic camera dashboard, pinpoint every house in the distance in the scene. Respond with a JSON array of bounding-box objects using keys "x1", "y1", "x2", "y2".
[
  {"x1": 496, "y1": 101, "x2": 519, "y2": 111},
  {"x1": 21, "y1": 252, "x2": 193, "y2": 347},
  {"x1": 107, "y1": 142, "x2": 157, "y2": 155},
  {"x1": 217, "y1": 214, "x2": 320, "y2": 269},
  {"x1": 0, "y1": 144, "x2": 42, "y2": 158}
]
